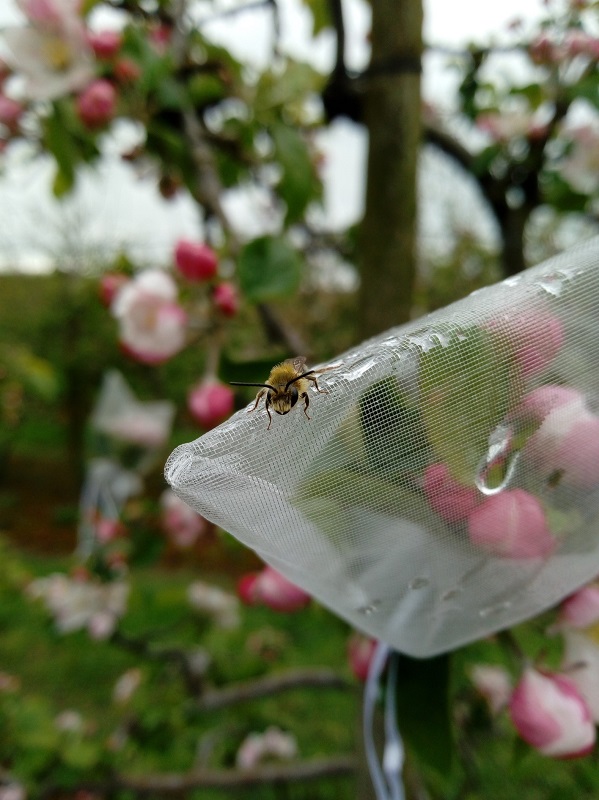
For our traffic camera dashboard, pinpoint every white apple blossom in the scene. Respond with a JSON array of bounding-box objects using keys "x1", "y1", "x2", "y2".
[
  {"x1": 187, "y1": 580, "x2": 240, "y2": 629},
  {"x1": 558, "y1": 122, "x2": 599, "y2": 195},
  {"x1": 236, "y1": 726, "x2": 298, "y2": 769},
  {"x1": 27, "y1": 573, "x2": 129, "y2": 639}
]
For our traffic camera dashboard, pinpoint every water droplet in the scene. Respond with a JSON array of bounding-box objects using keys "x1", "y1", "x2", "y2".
[
  {"x1": 408, "y1": 577, "x2": 430, "y2": 590},
  {"x1": 357, "y1": 599, "x2": 382, "y2": 616},
  {"x1": 537, "y1": 271, "x2": 568, "y2": 298},
  {"x1": 441, "y1": 588, "x2": 461, "y2": 601},
  {"x1": 475, "y1": 421, "x2": 520, "y2": 496},
  {"x1": 479, "y1": 600, "x2": 511, "y2": 619}
]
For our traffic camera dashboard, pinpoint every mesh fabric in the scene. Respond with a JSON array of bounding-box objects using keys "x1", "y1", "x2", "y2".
[{"x1": 165, "y1": 238, "x2": 599, "y2": 657}]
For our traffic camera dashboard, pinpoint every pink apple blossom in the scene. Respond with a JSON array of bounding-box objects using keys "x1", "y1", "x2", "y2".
[
  {"x1": 556, "y1": 583, "x2": 599, "y2": 630},
  {"x1": 188, "y1": 380, "x2": 234, "y2": 429},
  {"x1": 213, "y1": 281, "x2": 240, "y2": 316},
  {"x1": 470, "y1": 664, "x2": 512, "y2": 713},
  {"x1": 562, "y1": 631, "x2": 599, "y2": 722},
  {"x1": 160, "y1": 489, "x2": 207, "y2": 549},
  {"x1": 522, "y1": 401, "x2": 599, "y2": 490},
  {"x1": 174, "y1": 239, "x2": 218, "y2": 281},
  {"x1": 467, "y1": 489, "x2": 555, "y2": 558},
  {"x1": 76, "y1": 78, "x2": 117, "y2": 128},
  {"x1": 111, "y1": 270, "x2": 187, "y2": 364},
  {"x1": 3, "y1": 2, "x2": 94, "y2": 101},
  {"x1": 422, "y1": 462, "x2": 480, "y2": 523},
  {"x1": 509, "y1": 668, "x2": 595, "y2": 758},
  {"x1": 476, "y1": 109, "x2": 549, "y2": 143},
  {"x1": 238, "y1": 566, "x2": 311, "y2": 612},
  {"x1": 347, "y1": 632, "x2": 377, "y2": 682}
]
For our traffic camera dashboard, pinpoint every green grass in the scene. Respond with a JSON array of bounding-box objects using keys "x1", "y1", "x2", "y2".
[{"x1": 0, "y1": 539, "x2": 357, "y2": 799}]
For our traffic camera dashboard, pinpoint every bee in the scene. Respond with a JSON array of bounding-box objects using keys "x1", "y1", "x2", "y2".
[{"x1": 231, "y1": 357, "x2": 333, "y2": 430}]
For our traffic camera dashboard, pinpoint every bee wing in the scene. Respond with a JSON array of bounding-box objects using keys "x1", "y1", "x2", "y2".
[{"x1": 287, "y1": 356, "x2": 307, "y2": 373}]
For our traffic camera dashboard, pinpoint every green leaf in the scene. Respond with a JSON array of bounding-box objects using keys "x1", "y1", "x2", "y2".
[
  {"x1": 394, "y1": 652, "x2": 453, "y2": 776},
  {"x1": 238, "y1": 236, "x2": 302, "y2": 301},
  {"x1": 419, "y1": 325, "x2": 515, "y2": 483},
  {"x1": 271, "y1": 123, "x2": 321, "y2": 223},
  {"x1": 541, "y1": 171, "x2": 590, "y2": 212},
  {"x1": 359, "y1": 378, "x2": 431, "y2": 478},
  {"x1": 299, "y1": 0, "x2": 332, "y2": 35}
]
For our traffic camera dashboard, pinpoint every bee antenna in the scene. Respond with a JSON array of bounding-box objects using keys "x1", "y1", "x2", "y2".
[
  {"x1": 230, "y1": 382, "x2": 276, "y2": 391},
  {"x1": 285, "y1": 370, "x2": 315, "y2": 390}
]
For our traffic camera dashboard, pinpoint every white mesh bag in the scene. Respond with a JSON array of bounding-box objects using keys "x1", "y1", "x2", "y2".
[{"x1": 165, "y1": 238, "x2": 599, "y2": 657}]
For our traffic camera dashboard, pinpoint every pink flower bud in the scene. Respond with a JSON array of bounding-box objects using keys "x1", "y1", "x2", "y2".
[
  {"x1": 237, "y1": 573, "x2": 258, "y2": 605},
  {"x1": 557, "y1": 584, "x2": 599, "y2": 630},
  {"x1": 422, "y1": 463, "x2": 480, "y2": 523},
  {"x1": 87, "y1": 29, "x2": 122, "y2": 59},
  {"x1": 522, "y1": 402, "x2": 599, "y2": 490},
  {"x1": 188, "y1": 381, "x2": 234, "y2": 429},
  {"x1": 76, "y1": 79, "x2": 117, "y2": 128},
  {"x1": 240, "y1": 566, "x2": 311, "y2": 612},
  {"x1": 213, "y1": 282, "x2": 239, "y2": 316},
  {"x1": 174, "y1": 239, "x2": 218, "y2": 282},
  {"x1": 513, "y1": 385, "x2": 586, "y2": 426},
  {"x1": 470, "y1": 664, "x2": 512, "y2": 714},
  {"x1": 488, "y1": 309, "x2": 564, "y2": 378},
  {"x1": 114, "y1": 58, "x2": 141, "y2": 84},
  {"x1": 99, "y1": 272, "x2": 129, "y2": 308},
  {"x1": 95, "y1": 517, "x2": 125, "y2": 544},
  {"x1": 347, "y1": 632, "x2": 377, "y2": 682},
  {"x1": 467, "y1": 489, "x2": 555, "y2": 559},
  {"x1": 160, "y1": 489, "x2": 207, "y2": 549},
  {"x1": 509, "y1": 668, "x2": 595, "y2": 758}
]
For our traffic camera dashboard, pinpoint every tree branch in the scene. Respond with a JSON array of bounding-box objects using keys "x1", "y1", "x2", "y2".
[{"x1": 197, "y1": 667, "x2": 353, "y2": 711}]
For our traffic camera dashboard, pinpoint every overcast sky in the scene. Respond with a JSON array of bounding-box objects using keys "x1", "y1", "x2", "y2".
[{"x1": 0, "y1": 0, "x2": 547, "y2": 271}]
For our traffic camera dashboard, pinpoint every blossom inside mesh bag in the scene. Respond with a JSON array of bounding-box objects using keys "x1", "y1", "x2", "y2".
[{"x1": 165, "y1": 239, "x2": 599, "y2": 657}]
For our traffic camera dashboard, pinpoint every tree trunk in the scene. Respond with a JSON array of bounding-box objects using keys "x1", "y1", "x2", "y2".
[{"x1": 358, "y1": 0, "x2": 423, "y2": 340}]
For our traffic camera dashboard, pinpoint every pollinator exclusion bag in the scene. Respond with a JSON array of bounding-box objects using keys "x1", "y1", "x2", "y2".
[{"x1": 165, "y1": 239, "x2": 599, "y2": 657}]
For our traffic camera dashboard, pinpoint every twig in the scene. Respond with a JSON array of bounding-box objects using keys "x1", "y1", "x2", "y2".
[
  {"x1": 38, "y1": 757, "x2": 355, "y2": 798},
  {"x1": 197, "y1": 667, "x2": 354, "y2": 710}
]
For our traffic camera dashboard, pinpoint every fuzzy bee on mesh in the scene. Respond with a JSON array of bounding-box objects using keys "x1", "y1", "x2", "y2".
[{"x1": 231, "y1": 357, "x2": 335, "y2": 430}]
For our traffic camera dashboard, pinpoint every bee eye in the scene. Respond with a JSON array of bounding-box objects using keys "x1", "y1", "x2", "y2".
[{"x1": 289, "y1": 387, "x2": 299, "y2": 407}]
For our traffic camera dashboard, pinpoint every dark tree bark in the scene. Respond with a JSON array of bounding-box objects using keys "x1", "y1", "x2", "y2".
[{"x1": 357, "y1": 0, "x2": 423, "y2": 339}]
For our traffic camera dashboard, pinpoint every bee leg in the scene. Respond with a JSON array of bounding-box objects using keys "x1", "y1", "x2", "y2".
[
  {"x1": 306, "y1": 375, "x2": 329, "y2": 395},
  {"x1": 301, "y1": 392, "x2": 311, "y2": 420},
  {"x1": 249, "y1": 388, "x2": 266, "y2": 413},
  {"x1": 265, "y1": 395, "x2": 273, "y2": 430}
]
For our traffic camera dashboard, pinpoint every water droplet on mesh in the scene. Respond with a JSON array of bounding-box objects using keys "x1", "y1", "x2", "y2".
[
  {"x1": 478, "y1": 600, "x2": 511, "y2": 619},
  {"x1": 408, "y1": 577, "x2": 430, "y2": 590},
  {"x1": 441, "y1": 588, "x2": 462, "y2": 601},
  {"x1": 537, "y1": 271, "x2": 568, "y2": 298},
  {"x1": 475, "y1": 422, "x2": 520, "y2": 496},
  {"x1": 357, "y1": 599, "x2": 382, "y2": 616}
]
